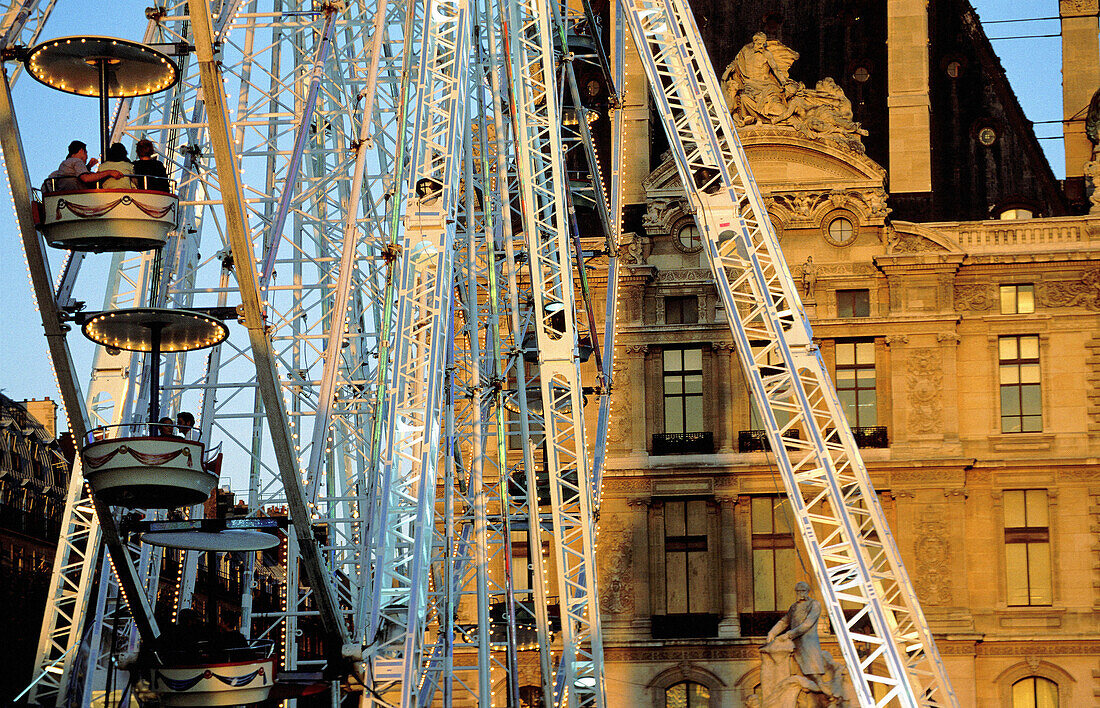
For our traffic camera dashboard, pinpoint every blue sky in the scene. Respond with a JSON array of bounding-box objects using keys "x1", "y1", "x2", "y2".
[{"x1": 0, "y1": 1, "x2": 1075, "y2": 415}]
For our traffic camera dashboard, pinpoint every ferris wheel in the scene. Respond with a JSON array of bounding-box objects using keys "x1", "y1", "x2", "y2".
[
  {"x1": 6, "y1": 0, "x2": 620, "y2": 705},
  {"x1": 6, "y1": 0, "x2": 964, "y2": 707}
]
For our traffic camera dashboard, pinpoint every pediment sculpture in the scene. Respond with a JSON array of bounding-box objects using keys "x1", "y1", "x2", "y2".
[{"x1": 721, "y1": 33, "x2": 868, "y2": 154}]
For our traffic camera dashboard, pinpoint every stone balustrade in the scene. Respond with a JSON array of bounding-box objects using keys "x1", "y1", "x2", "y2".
[{"x1": 926, "y1": 216, "x2": 1099, "y2": 252}]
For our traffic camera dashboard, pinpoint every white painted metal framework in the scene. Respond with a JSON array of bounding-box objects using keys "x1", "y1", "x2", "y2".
[
  {"x1": 618, "y1": 0, "x2": 958, "y2": 705},
  {"x1": 5, "y1": 0, "x2": 958, "y2": 706}
]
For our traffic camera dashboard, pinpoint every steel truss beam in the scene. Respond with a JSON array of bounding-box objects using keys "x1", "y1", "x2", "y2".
[
  {"x1": 618, "y1": 0, "x2": 958, "y2": 705},
  {"x1": 504, "y1": 0, "x2": 606, "y2": 704}
]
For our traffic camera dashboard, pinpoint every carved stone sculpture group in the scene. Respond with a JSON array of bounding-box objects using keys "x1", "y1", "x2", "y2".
[{"x1": 721, "y1": 33, "x2": 868, "y2": 154}]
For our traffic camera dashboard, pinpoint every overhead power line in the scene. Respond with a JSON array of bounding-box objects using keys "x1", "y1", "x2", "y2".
[{"x1": 988, "y1": 33, "x2": 1062, "y2": 40}]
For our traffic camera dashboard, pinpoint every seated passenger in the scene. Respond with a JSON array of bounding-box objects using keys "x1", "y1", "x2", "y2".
[
  {"x1": 215, "y1": 617, "x2": 250, "y2": 660},
  {"x1": 176, "y1": 411, "x2": 196, "y2": 440},
  {"x1": 132, "y1": 138, "x2": 170, "y2": 191},
  {"x1": 98, "y1": 142, "x2": 134, "y2": 190},
  {"x1": 154, "y1": 416, "x2": 180, "y2": 438},
  {"x1": 42, "y1": 140, "x2": 124, "y2": 193},
  {"x1": 155, "y1": 607, "x2": 207, "y2": 656}
]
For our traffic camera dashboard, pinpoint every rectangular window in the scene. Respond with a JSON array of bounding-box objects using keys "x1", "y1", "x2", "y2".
[
  {"x1": 510, "y1": 530, "x2": 534, "y2": 593},
  {"x1": 1000, "y1": 284, "x2": 1035, "y2": 314},
  {"x1": 748, "y1": 348, "x2": 791, "y2": 430},
  {"x1": 835, "y1": 341, "x2": 876, "y2": 427},
  {"x1": 1004, "y1": 489, "x2": 1052, "y2": 606},
  {"x1": 665, "y1": 296, "x2": 699, "y2": 324},
  {"x1": 663, "y1": 348, "x2": 703, "y2": 434},
  {"x1": 664, "y1": 499, "x2": 709, "y2": 615},
  {"x1": 750, "y1": 496, "x2": 799, "y2": 613},
  {"x1": 999, "y1": 335, "x2": 1041, "y2": 433},
  {"x1": 836, "y1": 289, "x2": 871, "y2": 318}
]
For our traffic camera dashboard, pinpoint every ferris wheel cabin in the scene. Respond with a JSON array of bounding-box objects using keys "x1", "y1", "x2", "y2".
[
  {"x1": 79, "y1": 308, "x2": 228, "y2": 509},
  {"x1": 24, "y1": 36, "x2": 180, "y2": 251}
]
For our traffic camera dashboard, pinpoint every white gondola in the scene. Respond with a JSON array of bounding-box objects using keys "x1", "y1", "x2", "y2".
[
  {"x1": 79, "y1": 308, "x2": 228, "y2": 508},
  {"x1": 23, "y1": 36, "x2": 180, "y2": 251},
  {"x1": 135, "y1": 516, "x2": 283, "y2": 551},
  {"x1": 37, "y1": 182, "x2": 179, "y2": 251},
  {"x1": 82, "y1": 426, "x2": 212, "y2": 508},
  {"x1": 134, "y1": 642, "x2": 277, "y2": 707}
]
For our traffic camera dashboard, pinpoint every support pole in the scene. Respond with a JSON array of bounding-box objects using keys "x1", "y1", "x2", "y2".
[{"x1": 97, "y1": 59, "x2": 109, "y2": 160}]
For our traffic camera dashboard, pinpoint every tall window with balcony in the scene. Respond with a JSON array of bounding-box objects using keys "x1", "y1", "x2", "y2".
[
  {"x1": 835, "y1": 341, "x2": 886, "y2": 447},
  {"x1": 743, "y1": 495, "x2": 805, "y2": 635},
  {"x1": 999, "y1": 335, "x2": 1041, "y2": 433},
  {"x1": 740, "y1": 348, "x2": 797, "y2": 452},
  {"x1": 653, "y1": 498, "x2": 715, "y2": 637},
  {"x1": 1004, "y1": 489, "x2": 1052, "y2": 606},
  {"x1": 654, "y1": 348, "x2": 711, "y2": 454}
]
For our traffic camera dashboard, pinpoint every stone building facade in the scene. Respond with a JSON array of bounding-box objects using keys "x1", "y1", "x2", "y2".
[
  {"x1": 0, "y1": 396, "x2": 70, "y2": 704},
  {"x1": 592, "y1": 2, "x2": 1100, "y2": 706}
]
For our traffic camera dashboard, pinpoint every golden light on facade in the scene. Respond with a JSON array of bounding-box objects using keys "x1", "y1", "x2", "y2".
[{"x1": 23, "y1": 36, "x2": 179, "y2": 98}]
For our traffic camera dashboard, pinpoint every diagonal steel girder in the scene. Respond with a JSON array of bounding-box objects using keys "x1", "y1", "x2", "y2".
[
  {"x1": 619, "y1": 0, "x2": 959, "y2": 705},
  {"x1": 191, "y1": 0, "x2": 350, "y2": 652}
]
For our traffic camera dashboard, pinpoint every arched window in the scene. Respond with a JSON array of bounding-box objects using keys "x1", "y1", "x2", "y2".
[
  {"x1": 1012, "y1": 676, "x2": 1058, "y2": 708},
  {"x1": 665, "y1": 681, "x2": 709, "y2": 708}
]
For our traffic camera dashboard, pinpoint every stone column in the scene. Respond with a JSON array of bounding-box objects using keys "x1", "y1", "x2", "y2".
[
  {"x1": 713, "y1": 343, "x2": 737, "y2": 453},
  {"x1": 624, "y1": 345, "x2": 649, "y2": 455},
  {"x1": 717, "y1": 496, "x2": 741, "y2": 637},
  {"x1": 1060, "y1": 0, "x2": 1100, "y2": 181},
  {"x1": 647, "y1": 499, "x2": 665, "y2": 617}
]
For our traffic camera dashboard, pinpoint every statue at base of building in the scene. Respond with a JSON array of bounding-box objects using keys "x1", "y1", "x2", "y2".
[
  {"x1": 721, "y1": 35, "x2": 868, "y2": 154},
  {"x1": 745, "y1": 582, "x2": 858, "y2": 708}
]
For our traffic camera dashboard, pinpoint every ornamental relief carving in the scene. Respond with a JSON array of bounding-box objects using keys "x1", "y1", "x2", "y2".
[
  {"x1": 608, "y1": 369, "x2": 630, "y2": 447},
  {"x1": 616, "y1": 231, "x2": 649, "y2": 265},
  {"x1": 954, "y1": 284, "x2": 996, "y2": 311},
  {"x1": 907, "y1": 348, "x2": 943, "y2": 435},
  {"x1": 1036, "y1": 268, "x2": 1100, "y2": 310},
  {"x1": 619, "y1": 290, "x2": 644, "y2": 323},
  {"x1": 886, "y1": 231, "x2": 947, "y2": 253},
  {"x1": 913, "y1": 519, "x2": 952, "y2": 606},
  {"x1": 770, "y1": 188, "x2": 889, "y2": 222},
  {"x1": 656, "y1": 268, "x2": 713, "y2": 283},
  {"x1": 807, "y1": 263, "x2": 877, "y2": 276},
  {"x1": 598, "y1": 516, "x2": 635, "y2": 615},
  {"x1": 642, "y1": 198, "x2": 690, "y2": 236}
]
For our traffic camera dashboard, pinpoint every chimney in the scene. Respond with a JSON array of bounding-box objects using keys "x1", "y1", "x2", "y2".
[
  {"x1": 887, "y1": 0, "x2": 934, "y2": 196},
  {"x1": 21, "y1": 398, "x2": 57, "y2": 439},
  {"x1": 1060, "y1": 0, "x2": 1100, "y2": 183}
]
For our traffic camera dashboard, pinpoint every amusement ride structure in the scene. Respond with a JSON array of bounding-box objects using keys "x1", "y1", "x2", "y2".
[{"x1": 3, "y1": 0, "x2": 959, "y2": 706}]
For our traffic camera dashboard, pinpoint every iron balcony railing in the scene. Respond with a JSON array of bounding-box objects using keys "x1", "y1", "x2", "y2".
[{"x1": 651, "y1": 432, "x2": 714, "y2": 455}]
